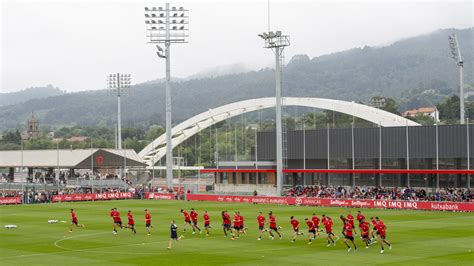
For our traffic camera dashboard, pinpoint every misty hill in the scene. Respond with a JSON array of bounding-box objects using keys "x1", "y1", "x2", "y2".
[
  {"x1": 0, "y1": 28, "x2": 472, "y2": 131},
  {"x1": 186, "y1": 63, "x2": 249, "y2": 80},
  {"x1": 0, "y1": 85, "x2": 64, "y2": 107}
]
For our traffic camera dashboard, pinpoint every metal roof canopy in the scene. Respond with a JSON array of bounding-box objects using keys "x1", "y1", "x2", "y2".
[{"x1": 0, "y1": 149, "x2": 146, "y2": 168}]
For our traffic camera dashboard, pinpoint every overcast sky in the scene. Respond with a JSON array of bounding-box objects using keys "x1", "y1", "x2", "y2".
[{"x1": 1, "y1": 0, "x2": 473, "y2": 93}]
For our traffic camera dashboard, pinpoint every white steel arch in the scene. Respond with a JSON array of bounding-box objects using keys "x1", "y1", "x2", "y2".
[{"x1": 139, "y1": 97, "x2": 419, "y2": 166}]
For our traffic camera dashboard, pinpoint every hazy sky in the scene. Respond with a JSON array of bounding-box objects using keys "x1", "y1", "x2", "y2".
[{"x1": 1, "y1": 0, "x2": 473, "y2": 92}]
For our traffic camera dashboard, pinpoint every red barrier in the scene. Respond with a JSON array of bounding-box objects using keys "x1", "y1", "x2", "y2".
[
  {"x1": 186, "y1": 194, "x2": 474, "y2": 212},
  {"x1": 200, "y1": 168, "x2": 474, "y2": 175},
  {"x1": 201, "y1": 169, "x2": 276, "y2": 173},
  {"x1": 0, "y1": 197, "x2": 22, "y2": 205},
  {"x1": 284, "y1": 169, "x2": 474, "y2": 175},
  {"x1": 52, "y1": 192, "x2": 133, "y2": 202},
  {"x1": 144, "y1": 192, "x2": 176, "y2": 200}
]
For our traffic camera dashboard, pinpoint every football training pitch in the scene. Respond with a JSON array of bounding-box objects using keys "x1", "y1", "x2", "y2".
[{"x1": 0, "y1": 200, "x2": 473, "y2": 265}]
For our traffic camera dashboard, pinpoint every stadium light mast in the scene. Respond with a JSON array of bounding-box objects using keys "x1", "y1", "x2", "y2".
[
  {"x1": 448, "y1": 34, "x2": 464, "y2": 124},
  {"x1": 258, "y1": 30, "x2": 290, "y2": 196},
  {"x1": 107, "y1": 73, "x2": 131, "y2": 151},
  {"x1": 145, "y1": 4, "x2": 189, "y2": 190}
]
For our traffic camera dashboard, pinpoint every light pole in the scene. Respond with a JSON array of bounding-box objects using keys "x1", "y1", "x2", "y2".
[
  {"x1": 145, "y1": 4, "x2": 189, "y2": 191},
  {"x1": 448, "y1": 34, "x2": 464, "y2": 124},
  {"x1": 107, "y1": 73, "x2": 131, "y2": 151},
  {"x1": 258, "y1": 31, "x2": 290, "y2": 195},
  {"x1": 107, "y1": 73, "x2": 131, "y2": 178}
]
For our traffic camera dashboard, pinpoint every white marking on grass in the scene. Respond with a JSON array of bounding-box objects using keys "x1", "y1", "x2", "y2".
[
  {"x1": 0, "y1": 213, "x2": 17, "y2": 217},
  {"x1": 53, "y1": 232, "x2": 117, "y2": 251},
  {"x1": 53, "y1": 233, "x2": 221, "y2": 254},
  {"x1": 53, "y1": 234, "x2": 300, "y2": 256},
  {"x1": 0, "y1": 232, "x2": 108, "y2": 260}
]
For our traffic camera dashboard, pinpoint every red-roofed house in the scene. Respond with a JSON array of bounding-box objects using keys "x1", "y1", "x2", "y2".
[{"x1": 402, "y1": 107, "x2": 439, "y2": 122}]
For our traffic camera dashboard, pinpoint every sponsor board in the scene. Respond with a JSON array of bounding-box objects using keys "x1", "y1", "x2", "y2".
[
  {"x1": 0, "y1": 197, "x2": 21, "y2": 205},
  {"x1": 144, "y1": 192, "x2": 176, "y2": 200},
  {"x1": 186, "y1": 194, "x2": 474, "y2": 212},
  {"x1": 52, "y1": 193, "x2": 133, "y2": 202}
]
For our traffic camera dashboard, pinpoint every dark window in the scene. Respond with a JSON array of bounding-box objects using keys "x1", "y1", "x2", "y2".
[{"x1": 249, "y1": 172, "x2": 256, "y2": 184}]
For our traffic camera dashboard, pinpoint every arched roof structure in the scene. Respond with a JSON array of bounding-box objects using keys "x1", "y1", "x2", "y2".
[{"x1": 139, "y1": 97, "x2": 419, "y2": 166}]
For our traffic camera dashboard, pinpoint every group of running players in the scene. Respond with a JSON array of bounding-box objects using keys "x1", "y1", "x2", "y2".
[
  {"x1": 108, "y1": 208, "x2": 153, "y2": 236},
  {"x1": 69, "y1": 208, "x2": 392, "y2": 253}
]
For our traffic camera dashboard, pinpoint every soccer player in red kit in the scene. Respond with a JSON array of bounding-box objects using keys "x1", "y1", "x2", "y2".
[
  {"x1": 356, "y1": 210, "x2": 365, "y2": 226},
  {"x1": 360, "y1": 219, "x2": 370, "y2": 248},
  {"x1": 69, "y1": 209, "x2": 84, "y2": 232},
  {"x1": 222, "y1": 210, "x2": 232, "y2": 237},
  {"x1": 145, "y1": 209, "x2": 152, "y2": 235},
  {"x1": 257, "y1": 212, "x2": 266, "y2": 240},
  {"x1": 238, "y1": 212, "x2": 247, "y2": 234},
  {"x1": 290, "y1": 216, "x2": 300, "y2": 243},
  {"x1": 268, "y1": 211, "x2": 282, "y2": 240},
  {"x1": 323, "y1": 216, "x2": 337, "y2": 247},
  {"x1": 110, "y1": 208, "x2": 116, "y2": 233},
  {"x1": 111, "y1": 208, "x2": 122, "y2": 234},
  {"x1": 370, "y1": 216, "x2": 378, "y2": 244},
  {"x1": 347, "y1": 211, "x2": 357, "y2": 235},
  {"x1": 321, "y1": 214, "x2": 327, "y2": 228},
  {"x1": 203, "y1": 210, "x2": 211, "y2": 236},
  {"x1": 305, "y1": 218, "x2": 316, "y2": 244},
  {"x1": 126, "y1": 210, "x2": 137, "y2": 234},
  {"x1": 180, "y1": 209, "x2": 192, "y2": 232},
  {"x1": 190, "y1": 208, "x2": 202, "y2": 234},
  {"x1": 339, "y1": 215, "x2": 346, "y2": 237},
  {"x1": 375, "y1": 217, "x2": 392, "y2": 253},
  {"x1": 343, "y1": 220, "x2": 357, "y2": 252},
  {"x1": 230, "y1": 211, "x2": 241, "y2": 240},
  {"x1": 311, "y1": 213, "x2": 321, "y2": 237}
]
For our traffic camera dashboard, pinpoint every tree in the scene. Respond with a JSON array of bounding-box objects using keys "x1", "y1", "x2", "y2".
[
  {"x1": 466, "y1": 101, "x2": 474, "y2": 121},
  {"x1": 409, "y1": 113, "x2": 435, "y2": 125},
  {"x1": 369, "y1": 96, "x2": 400, "y2": 114},
  {"x1": 436, "y1": 95, "x2": 460, "y2": 123},
  {"x1": 2, "y1": 130, "x2": 21, "y2": 143},
  {"x1": 145, "y1": 125, "x2": 165, "y2": 142}
]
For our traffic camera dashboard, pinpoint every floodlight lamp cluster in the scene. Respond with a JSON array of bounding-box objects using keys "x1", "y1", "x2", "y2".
[
  {"x1": 107, "y1": 74, "x2": 131, "y2": 89},
  {"x1": 258, "y1": 30, "x2": 289, "y2": 48},
  {"x1": 145, "y1": 5, "x2": 189, "y2": 43},
  {"x1": 258, "y1": 31, "x2": 282, "y2": 39},
  {"x1": 155, "y1": 45, "x2": 166, "y2": 58},
  {"x1": 448, "y1": 34, "x2": 463, "y2": 65}
]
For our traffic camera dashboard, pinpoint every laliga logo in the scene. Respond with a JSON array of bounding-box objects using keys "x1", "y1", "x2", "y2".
[{"x1": 295, "y1": 197, "x2": 303, "y2": 205}]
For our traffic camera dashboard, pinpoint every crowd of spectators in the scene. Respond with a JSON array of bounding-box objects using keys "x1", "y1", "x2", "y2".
[
  {"x1": 0, "y1": 185, "x2": 148, "y2": 204},
  {"x1": 283, "y1": 185, "x2": 472, "y2": 202},
  {"x1": 0, "y1": 190, "x2": 56, "y2": 204},
  {"x1": 1, "y1": 184, "x2": 472, "y2": 204}
]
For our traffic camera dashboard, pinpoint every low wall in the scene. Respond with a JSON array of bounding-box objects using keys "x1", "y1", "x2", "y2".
[{"x1": 187, "y1": 194, "x2": 474, "y2": 212}]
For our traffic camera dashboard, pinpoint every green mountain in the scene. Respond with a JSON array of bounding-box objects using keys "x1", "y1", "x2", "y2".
[
  {"x1": 0, "y1": 85, "x2": 64, "y2": 107},
  {"x1": 0, "y1": 28, "x2": 472, "y2": 131}
]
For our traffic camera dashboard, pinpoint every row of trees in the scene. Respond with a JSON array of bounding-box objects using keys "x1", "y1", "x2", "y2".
[{"x1": 1, "y1": 95, "x2": 471, "y2": 167}]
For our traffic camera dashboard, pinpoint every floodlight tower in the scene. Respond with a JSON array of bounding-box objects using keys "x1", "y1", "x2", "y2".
[
  {"x1": 107, "y1": 73, "x2": 131, "y2": 151},
  {"x1": 448, "y1": 34, "x2": 465, "y2": 124},
  {"x1": 145, "y1": 4, "x2": 189, "y2": 190},
  {"x1": 258, "y1": 31, "x2": 290, "y2": 196}
]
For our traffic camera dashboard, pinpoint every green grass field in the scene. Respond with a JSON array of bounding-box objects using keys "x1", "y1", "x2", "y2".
[{"x1": 0, "y1": 200, "x2": 473, "y2": 265}]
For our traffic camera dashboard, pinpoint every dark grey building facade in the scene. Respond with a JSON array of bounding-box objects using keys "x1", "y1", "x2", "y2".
[{"x1": 255, "y1": 124, "x2": 473, "y2": 188}]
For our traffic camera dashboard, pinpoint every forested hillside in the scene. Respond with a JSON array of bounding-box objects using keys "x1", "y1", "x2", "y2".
[{"x1": 0, "y1": 28, "x2": 472, "y2": 131}]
